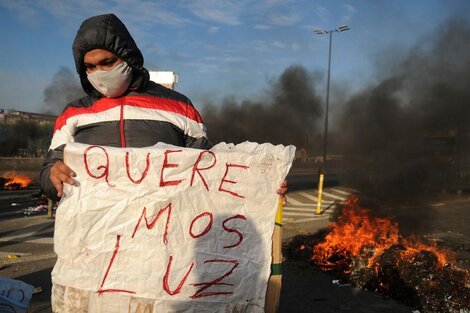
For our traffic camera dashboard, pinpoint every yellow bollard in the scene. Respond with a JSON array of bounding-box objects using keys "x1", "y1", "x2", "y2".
[
  {"x1": 316, "y1": 173, "x2": 324, "y2": 215},
  {"x1": 265, "y1": 196, "x2": 283, "y2": 313}
]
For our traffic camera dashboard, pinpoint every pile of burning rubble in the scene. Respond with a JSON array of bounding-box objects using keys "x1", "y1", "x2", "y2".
[
  {"x1": 0, "y1": 172, "x2": 32, "y2": 190},
  {"x1": 0, "y1": 172, "x2": 52, "y2": 216},
  {"x1": 285, "y1": 196, "x2": 470, "y2": 313}
]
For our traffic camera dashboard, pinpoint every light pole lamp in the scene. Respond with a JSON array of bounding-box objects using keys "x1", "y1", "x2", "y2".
[{"x1": 314, "y1": 25, "x2": 350, "y2": 169}]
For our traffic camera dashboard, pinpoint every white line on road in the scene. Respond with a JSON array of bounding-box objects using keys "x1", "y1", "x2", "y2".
[
  {"x1": 0, "y1": 235, "x2": 54, "y2": 245},
  {"x1": 0, "y1": 222, "x2": 53, "y2": 243},
  {"x1": 294, "y1": 193, "x2": 335, "y2": 205},
  {"x1": 298, "y1": 191, "x2": 319, "y2": 201},
  {"x1": 284, "y1": 207, "x2": 317, "y2": 212},
  {"x1": 297, "y1": 189, "x2": 351, "y2": 202},
  {"x1": 329, "y1": 188, "x2": 354, "y2": 196},
  {"x1": 286, "y1": 197, "x2": 308, "y2": 206},
  {"x1": 321, "y1": 190, "x2": 350, "y2": 201},
  {"x1": 284, "y1": 212, "x2": 319, "y2": 217},
  {"x1": 286, "y1": 216, "x2": 329, "y2": 223},
  {"x1": 24, "y1": 237, "x2": 54, "y2": 244},
  {"x1": 285, "y1": 204, "x2": 334, "y2": 211},
  {"x1": 298, "y1": 191, "x2": 341, "y2": 203}
]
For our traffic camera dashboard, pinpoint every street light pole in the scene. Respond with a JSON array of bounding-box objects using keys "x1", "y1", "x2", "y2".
[
  {"x1": 314, "y1": 25, "x2": 350, "y2": 169},
  {"x1": 324, "y1": 30, "x2": 333, "y2": 169}
]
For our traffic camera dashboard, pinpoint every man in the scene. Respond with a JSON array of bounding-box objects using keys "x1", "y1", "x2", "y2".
[
  {"x1": 40, "y1": 13, "x2": 287, "y2": 312},
  {"x1": 41, "y1": 13, "x2": 287, "y2": 201},
  {"x1": 40, "y1": 13, "x2": 215, "y2": 200}
]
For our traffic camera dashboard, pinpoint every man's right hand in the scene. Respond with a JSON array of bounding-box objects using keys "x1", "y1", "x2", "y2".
[{"x1": 50, "y1": 160, "x2": 76, "y2": 198}]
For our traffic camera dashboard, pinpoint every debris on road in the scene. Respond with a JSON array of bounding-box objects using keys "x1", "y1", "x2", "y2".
[
  {"x1": 332, "y1": 279, "x2": 351, "y2": 287},
  {"x1": 23, "y1": 204, "x2": 48, "y2": 216}
]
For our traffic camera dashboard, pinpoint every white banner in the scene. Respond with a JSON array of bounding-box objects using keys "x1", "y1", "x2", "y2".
[{"x1": 52, "y1": 142, "x2": 295, "y2": 312}]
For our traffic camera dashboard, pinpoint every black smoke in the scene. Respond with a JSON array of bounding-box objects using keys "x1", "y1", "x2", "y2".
[
  {"x1": 200, "y1": 18, "x2": 470, "y2": 199},
  {"x1": 41, "y1": 67, "x2": 85, "y2": 115},
  {"x1": 203, "y1": 65, "x2": 324, "y2": 152},
  {"x1": 333, "y1": 18, "x2": 470, "y2": 198}
]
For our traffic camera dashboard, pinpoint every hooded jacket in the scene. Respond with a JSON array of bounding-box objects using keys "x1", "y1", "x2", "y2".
[{"x1": 40, "y1": 13, "x2": 212, "y2": 201}]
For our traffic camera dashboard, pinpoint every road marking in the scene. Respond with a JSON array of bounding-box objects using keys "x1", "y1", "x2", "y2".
[
  {"x1": 321, "y1": 190, "x2": 350, "y2": 201},
  {"x1": 283, "y1": 187, "x2": 353, "y2": 224},
  {"x1": 284, "y1": 207, "x2": 316, "y2": 212},
  {"x1": 298, "y1": 191, "x2": 345, "y2": 203},
  {"x1": 0, "y1": 223, "x2": 53, "y2": 242},
  {"x1": 289, "y1": 216, "x2": 329, "y2": 223},
  {"x1": 299, "y1": 188, "x2": 352, "y2": 201},
  {"x1": 24, "y1": 237, "x2": 54, "y2": 244},
  {"x1": 298, "y1": 191, "x2": 319, "y2": 201},
  {"x1": 286, "y1": 197, "x2": 307, "y2": 206},
  {"x1": 284, "y1": 212, "x2": 319, "y2": 217},
  {"x1": 0, "y1": 252, "x2": 32, "y2": 257},
  {"x1": 330, "y1": 188, "x2": 354, "y2": 196},
  {"x1": 0, "y1": 220, "x2": 54, "y2": 244},
  {"x1": 294, "y1": 193, "x2": 336, "y2": 205},
  {"x1": 0, "y1": 235, "x2": 54, "y2": 245}
]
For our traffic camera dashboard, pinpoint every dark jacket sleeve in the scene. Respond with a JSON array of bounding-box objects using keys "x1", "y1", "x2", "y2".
[
  {"x1": 40, "y1": 144, "x2": 65, "y2": 201},
  {"x1": 185, "y1": 136, "x2": 213, "y2": 150}
]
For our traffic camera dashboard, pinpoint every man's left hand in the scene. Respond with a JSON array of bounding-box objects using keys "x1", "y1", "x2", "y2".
[{"x1": 276, "y1": 180, "x2": 288, "y2": 206}]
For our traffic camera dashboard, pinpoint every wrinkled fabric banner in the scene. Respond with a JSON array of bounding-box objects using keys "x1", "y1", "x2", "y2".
[{"x1": 52, "y1": 142, "x2": 295, "y2": 312}]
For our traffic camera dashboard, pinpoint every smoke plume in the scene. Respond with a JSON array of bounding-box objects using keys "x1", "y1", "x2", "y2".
[
  {"x1": 41, "y1": 67, "x2": 85, "y2": 115},
  {"x1": 200, "y1": 18, "x2": 470, "y2": 199},
  {"x1": 203, "y1": 65, "x2": 324, "y2": 152},
  {"x1": 334, "y1": 18, "x2": 470, "y2": 198}
]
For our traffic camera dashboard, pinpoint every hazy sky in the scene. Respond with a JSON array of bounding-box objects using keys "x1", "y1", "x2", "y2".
[{"x1": 1, "y1": 0, "x2": 469, "y2": 114}]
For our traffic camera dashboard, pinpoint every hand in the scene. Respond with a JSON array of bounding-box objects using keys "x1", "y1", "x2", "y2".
[
  {"x1": 50, "y1": 160, "x2": 76, "y2": 198},
  {"x1": 276, "y1": 180, "x2": 288, "y2": 206}
]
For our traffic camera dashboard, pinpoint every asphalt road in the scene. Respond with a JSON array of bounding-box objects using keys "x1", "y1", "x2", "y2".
[{"x1": 1, "y1": 173, "x2": 470, "y2": 312}]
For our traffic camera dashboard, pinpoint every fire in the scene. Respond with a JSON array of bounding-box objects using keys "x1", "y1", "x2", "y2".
[
  {"x1": 3, "y1": 173, "x2": 32, "y2": 189},
  {"x1": 309, "y1": 195, "x2": 470, "y2": 312},
  {"x1": 312, "y1": 195, "x2": 454, "y2": 272}
]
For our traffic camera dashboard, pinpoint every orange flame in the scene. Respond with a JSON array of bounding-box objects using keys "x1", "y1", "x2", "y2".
[
  {"x1": 400, "y1": 236, "x2": 453, "y2": 268},
  {"x1": 4, "y1": 173, "x2": 32, "y2": 189},
  {"x1": 312, "y1": 195, "x2": 454, "y2": 272}
]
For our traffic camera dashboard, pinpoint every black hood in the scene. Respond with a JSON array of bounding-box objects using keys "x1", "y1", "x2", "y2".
[{"x1": 72, "y1": 13, "x2": 150, "y2": 96}]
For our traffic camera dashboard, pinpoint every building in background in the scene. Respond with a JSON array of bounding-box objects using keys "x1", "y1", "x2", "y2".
[
  {"x1": 0, "y1": 110, "x2": 56, "y2": 126},
  {"x1": 148, "y1": 71, "x2": 178, "y2": 90}
]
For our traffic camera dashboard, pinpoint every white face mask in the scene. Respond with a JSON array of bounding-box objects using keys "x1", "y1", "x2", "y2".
[{"x1": 86, "y1": 61, "x2": 132, "y2": 98}]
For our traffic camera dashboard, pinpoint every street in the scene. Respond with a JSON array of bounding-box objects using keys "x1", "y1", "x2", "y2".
[{"x1": 1, "y1": 172, "x2": 469, "y2": 312}]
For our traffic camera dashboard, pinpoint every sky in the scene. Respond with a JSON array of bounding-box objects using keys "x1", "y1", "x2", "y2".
[{"x1": 1, "y1": 0, "x2": 470, "y2": 115}]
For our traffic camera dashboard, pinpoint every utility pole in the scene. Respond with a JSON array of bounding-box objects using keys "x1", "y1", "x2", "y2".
[{"x1": 314, "y1": 25, "x2": 350, "y2": 168}]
